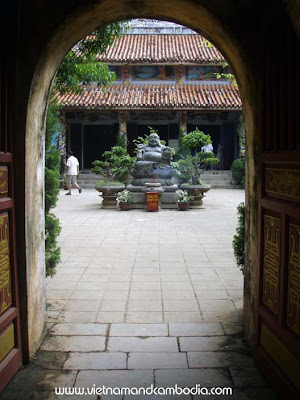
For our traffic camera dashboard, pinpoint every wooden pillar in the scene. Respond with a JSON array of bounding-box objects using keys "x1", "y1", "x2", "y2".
[
  {"x1": 118, "y1": 111, "x2": 128, "y2": 150},
  {"x1": 179, "y1": 110, "x2": 187, "y2": 137},
  {"x1": 177, "y1": 64, "x2": 184, "y2": 84}
]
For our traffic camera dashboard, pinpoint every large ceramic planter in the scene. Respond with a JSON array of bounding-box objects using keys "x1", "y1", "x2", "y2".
[
  {"x1": 180, "y1": 184, "x2": 211, "y2": 208},
  {"x1": 95, "y1": 184, "x2": 125, "y2": 208},
  {"x1": 119, "y1": 202, "x2": 130, "y2": 211},
  {"x1": 177, "y1": 202, "x2": 190, "y2": 211}
]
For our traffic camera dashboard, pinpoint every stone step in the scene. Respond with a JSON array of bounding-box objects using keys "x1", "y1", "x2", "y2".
[{"x1": 77, "y1": 171, "x2": 240, "y2": 189}]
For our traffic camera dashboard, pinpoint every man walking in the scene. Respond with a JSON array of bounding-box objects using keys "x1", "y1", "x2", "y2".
[{"x1": 65, "y1": 151, "x2": 82, "y2": 195}]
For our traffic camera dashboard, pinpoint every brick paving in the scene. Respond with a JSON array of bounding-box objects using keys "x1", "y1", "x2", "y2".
[{"x1": 0, "y1": 189, "x2": 279, "y2": 399}]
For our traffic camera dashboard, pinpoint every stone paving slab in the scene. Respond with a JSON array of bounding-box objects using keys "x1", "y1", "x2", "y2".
[
  {"x1": 169, "y1": 322, "x2": 224, "y2": 336},
  {"x1": 229, "y1": 367, "x2": 269, "y2": 388},
  {"x1": 76, "y1": 370, "x2": 154, "y2": 388},
  {"x1": 63, "y1": 352, "x2": 127, "y2": 370},
  {"x1": 128, "y1": 352, "x2": 188, "y2": 369},
  {"x1": 110, "y1": 323, "x2": 168, "y2": 336},
  {"x1": 107, "y1": 337, "x2": 178, "y2": 352},
  {"x1": 40, "y1": 335, "x2": 105, "y2": 352},
  {"x1": 155, "y1": 368, "x2": 233, "y2": 388},
  {"x1": 49, "y1": 323, "x2": 108, "y2": 336},
  {"x1": 187, "y1": 351, "x2": 254, "y2": 368}
]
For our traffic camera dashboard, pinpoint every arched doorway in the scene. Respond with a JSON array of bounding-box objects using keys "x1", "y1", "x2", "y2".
[{"x1": 1, "y1": 0, "x2": 299, "y2": 397}]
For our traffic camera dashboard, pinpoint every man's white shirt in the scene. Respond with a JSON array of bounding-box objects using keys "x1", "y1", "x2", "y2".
[{"x1": 67, "y1": 155, "x2": 79, "y2": 175}]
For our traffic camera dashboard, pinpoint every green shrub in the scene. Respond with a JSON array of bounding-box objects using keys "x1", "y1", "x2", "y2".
[
  {"x1": 45, "y1": 101, "x2": 62, "y2": 277},
  {"x1": 232, "y1": 202, "x2": 245, "y2": 271},
  {"x1": 181, "y1": 127, "x2": 211, "y2": 149},
  {"x1": 116, "y1": 133, "x2": 127, "y2": 149},
  {"x1": 231, "y1": 158, "x2": 245, "y2": 186},
  {"x1": 91, "y1": 146, "x2": 135, "y2": 182},
  {"x1": 45, "y1": 212, "x2": 62, "y2": 277}
]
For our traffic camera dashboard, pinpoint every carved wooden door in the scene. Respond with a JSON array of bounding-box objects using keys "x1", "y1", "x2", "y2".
[
  {"x1": 255, "y1": 16, "x2": 300, "y2": 399},
  {"x1": 0, "y1": 31, "x2": 22, "y2": 391}
]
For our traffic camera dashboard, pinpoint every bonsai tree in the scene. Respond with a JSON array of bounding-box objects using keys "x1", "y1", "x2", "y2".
[
  {"x1": 91, "y1": 146, "x2": 135, "y2": 184},
  {"x1": 177, "y1": 128, "x2": 219, "y2": 184}
]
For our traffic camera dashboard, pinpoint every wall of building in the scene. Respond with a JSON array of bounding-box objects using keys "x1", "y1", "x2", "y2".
[{"x1": 65, "y1": 110, "x2": 240, "y2": 169}]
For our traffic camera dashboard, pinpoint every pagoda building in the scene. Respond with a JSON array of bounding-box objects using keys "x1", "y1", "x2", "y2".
[{"x1": 57, "y1": 19, "x2": 242, "y2": 170}]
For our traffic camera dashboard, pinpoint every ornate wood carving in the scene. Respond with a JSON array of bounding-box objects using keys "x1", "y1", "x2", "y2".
[
  {"x1": 288, "y1": 223, "x2": 300, "y2": 336},
  {"x1": 265, "y1": 168, "x2": 300, "y2": 201},
  {"x1": 262, "y1": 215, "x2": 280, "y2": 314},
  {"x1": 0, "y1": 324, "x2": 14, "y2": 363},
  {"x1": 0, "y1": 214, "x2": 11, "y2": 315},
  {"x1": 0, "y1": 167, "x2": 8, "y2": 195}
]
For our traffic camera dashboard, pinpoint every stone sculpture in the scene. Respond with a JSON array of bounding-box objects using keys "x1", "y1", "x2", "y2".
[{"x1": 131, "y1": 133, "x2": 176, "y2": 185}]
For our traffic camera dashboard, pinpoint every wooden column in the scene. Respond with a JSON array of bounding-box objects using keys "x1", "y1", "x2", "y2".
[
  {"x1": 118, "y1": 111, "x2": 128, "y2": 150},
  {"x1": 179, "y1": 110, "x2": 187, "y2": 137}
]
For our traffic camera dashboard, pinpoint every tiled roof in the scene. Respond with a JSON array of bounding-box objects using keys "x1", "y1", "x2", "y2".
[
  {"x1": 57, "y1": 84, "x2": 241, "y2": 110},
  {"x1": 96, "y1": 35, "x2": 224, "y2": 64}
]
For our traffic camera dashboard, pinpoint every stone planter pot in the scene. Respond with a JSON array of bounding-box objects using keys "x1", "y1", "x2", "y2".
[
  {"x1": 180, "y1": 184, "x2": 211, "y2": 208},
  {"x1": 95, "y1": 184, "x2": 125, "y2": 208},
  {"x1": 177, "y1": 202, "x2": 190, "y2": 211},
  {"x1": 119, "y1": 202, "x2": 130, "y2": 211}
]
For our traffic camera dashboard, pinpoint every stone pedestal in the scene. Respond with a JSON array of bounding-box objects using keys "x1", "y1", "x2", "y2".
[
  {"x1": 127, "y1": 184, "x2": 178, "y2": 209},
  {"x1": 95, "y1": 184, "x2": 125, "y2": 209},
  {"x1": 180, "y1": 184, "x2": 211, "y2": 208},
  {"x1": 102, "y1": 194, "x2": 118, "y2": 208}
]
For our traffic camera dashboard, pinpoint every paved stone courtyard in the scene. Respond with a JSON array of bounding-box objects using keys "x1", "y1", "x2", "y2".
[
  {"x1": 1, "y1": 189, "x2": 279, "y2": 400},
  {"x1": 47, "y1": 188, "x2": 244, "y2": 325}
]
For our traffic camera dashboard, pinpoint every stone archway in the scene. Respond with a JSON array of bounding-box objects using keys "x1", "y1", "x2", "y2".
[{"x1": 25, "y1": 0, "x2": 257, "y2": 359}]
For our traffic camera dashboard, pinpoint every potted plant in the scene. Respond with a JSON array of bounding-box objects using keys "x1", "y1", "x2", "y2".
[
  {"x1": 91, "y1": 146, "x2": 135, "y2": 207},
  {"x1": 116, "y1": 190, "x2": 133, "y2": 211},
  {"x1": 174, "y1": 128, "x2": 219, "y2": 207},
  {"x1": 176, "y1": 189, "x2": 194, "y2": 211}
]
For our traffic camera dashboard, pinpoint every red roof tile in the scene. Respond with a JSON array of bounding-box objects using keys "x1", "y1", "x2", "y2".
[
  {"x1": 57, "y1": 84, "x2": 241, "y2": 110},
  {"x1": 96, "y1": 35, "x2": 224, "y2": 64}
]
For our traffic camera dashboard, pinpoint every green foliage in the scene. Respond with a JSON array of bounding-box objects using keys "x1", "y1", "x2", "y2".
[
  {"x1": 45, "y1": 213, "x2": 62, "y2": 278},
  {"x1": 96, "y1": 181, "x2": 123, "y2": 186},
  {"x1": 232, "y1": 202, "x2": 245, "y2": 271},
  {"x1": 91, "y1": 146, "x2": 135, "y2": 182},
  {"x1": 214, "y1": 61, "x2": 236, "y2": 84},
  {"x1": 182, "y1": 127, "x2": 212, "y2": 149},
  {"x1": 55, "y1": 55, "x2": 116, "y2": 95},
  {"x1": 176, "y1": 156, "x2": 195, "y2": 183},
  {"x1": 202, "y1": 39, "x2": 213, "y2": 48},
  {"x1": 116, "y1": 133, "x2": 127, "y2": 149},
  {"x1": 176, "y1": 129, "x2": 190, "y2": 159},
  {"x1": 174, "y1": 129, "x2": 219, "y2": 184},
  {"x1": 54, "y1": 22, "x2": 127, "y2": 95},
  {"x1": 44, "y1": 22, "x2": 127, "y2": 276},
  {"x1": 231, "y1": 158, "x2": 245, "y2": 187},
  {"x1": 45, "y1": 102, "x2": 61, "y2": 277},
  {"x1": 116, "y1": 190, "x2": 133, "y2": 203},
  {"x1": 45, "y1": 160, "x2": 60, "y2": 213}
]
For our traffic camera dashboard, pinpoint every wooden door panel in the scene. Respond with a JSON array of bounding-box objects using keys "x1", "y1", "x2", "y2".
[
  {"x1": 256, "y1": 15, "x2": 300, "y2": 399},
  {"x1": 0, "y1": 41, "x2": 22, "y2": 392}
]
